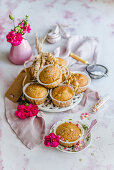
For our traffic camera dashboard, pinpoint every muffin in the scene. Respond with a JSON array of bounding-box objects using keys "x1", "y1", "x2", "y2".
[
  {"x1": 74, "y1": 74, "x2": 88, "y2": 87},
  {"x1": 37, "y1": 65, "x2": 62, "y2": 88},
  {"x1": 71, "y1": 72, "x2": 90, "y2": 94},
  {"x1": 23, "y1": 83, "x2": 48, "y2": 105},
  {"x1": 56, "y1": 122, "x2": 82, "y2": 147},
  {"x1": 57, "y1": 57, "x2": 67, "y2": 67},
  {"x1": 50, "y1": 85, "x2": 74, "y2": 107}
]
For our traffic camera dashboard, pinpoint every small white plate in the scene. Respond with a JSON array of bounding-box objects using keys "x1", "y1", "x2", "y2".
[
  {"x1": 50, "y1": 119, "x2": 91, "y2": 153},
  {"x1": 38, "y1": 93, "x2": 83, "y2": 112}
]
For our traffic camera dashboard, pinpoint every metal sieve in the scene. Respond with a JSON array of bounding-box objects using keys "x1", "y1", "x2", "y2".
[
  {"x1": 70, "y1": 53, "x2": 108, "y2": 79},
  {"x1": 86, "y1": 64, "x2": 108, "y2": 79}
]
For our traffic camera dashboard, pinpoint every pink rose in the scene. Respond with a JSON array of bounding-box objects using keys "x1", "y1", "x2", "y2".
[
  {"x1": 6, "y1": 31, "x2": 23, "y2": 46},
  {"x1": 27, "y1": 104, "x2": 39, "y2": 117},
  {"x1": 20, "y1": 22, "x2": 24, "y2": 28},
  {"x1": 15, "y1": 110, "x2": 26, "y2": 120},
  {"x1": 27, "y1": 24, "x2": 31, "y2": 33},
  {"x1": 20, "y1": 22, "x2": 31, "y2": 34},
  {"x1": 18, "y1": 105, "x2": 26, "y2": 110},
  {"x1": 44, "y1": 133, "x2": 60, "y2": 147},
  {"x1": 6, "y1": 15, "x2": 31, "y2": 46},
  {"x1": 15, "y1": 104, "x2": 39, "y2": 119},
  {"x1": 20, "y1": 22, "x2": 27, "y2": 34}
]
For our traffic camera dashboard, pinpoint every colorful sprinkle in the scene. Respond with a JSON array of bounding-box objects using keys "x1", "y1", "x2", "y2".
[
  {"x1": 61, "y1": 137, "x2": 64, "y2": 141},
  {"x1": 79, "y1": 158, "x2": 82, "y2": 162},
  {"x1": 75, "y1": 140, "x2": 85, "y2": 151},
  {"x1": 80, "y1": 113, "x2": 90, "y2": 120},
  {"x1": 76, "y1": 123, "x2": 79, "y2": 127},
  {"x1": 92, "y1": 96, "x2": 110, "y2": 112}
]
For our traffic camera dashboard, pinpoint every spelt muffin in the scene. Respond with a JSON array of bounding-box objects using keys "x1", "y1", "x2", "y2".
[
  {"x1": 71, "y1": 73, "x2": 88, "y2": 94},
  {"x1": 51, "y1": 85, "x2": 74, "y2": 107},
  {"x1": 38, "y1": 65, "x2": 62, "y2": 88},
  {"x1": 74, "y1": 73, "x2": 88, "y2": 87},
  {"x1": 57, "y1": 57, "x2": 67, "y2": 67},
  {"x1": 23, "y1": 83, "x2": 48, "y2": 105},
  {"x1": 56, "y1": 122, "x2": 82, "y2": 147}
]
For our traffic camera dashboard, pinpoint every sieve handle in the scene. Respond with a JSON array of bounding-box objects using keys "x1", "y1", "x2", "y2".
[{"x1": 69, "y1": 53, "x2": 88, "y2": 65}]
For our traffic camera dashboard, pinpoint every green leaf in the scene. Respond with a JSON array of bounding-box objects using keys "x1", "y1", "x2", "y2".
[
  {"x1": 9, "y1": 14, "x2": 15, "y2": 21},
  {"x1": 15, "y1": 26, "x2": 20, "y2": 31},
  {"x1": 82, "y1": 124, "x2": 88, "y2": 130},
  {"x1": 26, "y1": 15, "x2": 29, "y2": 19},
  {"x1": 25, "y1": 103, "x2": 29, "y2": 107},
  {"x1": 24, "y1": 20, "x2": 28, "y2": 26},
  {"x1": 58, "y1": 146, "x2": 62, "y2": 150},
  {"x1": 19, "y1": 28, "x2": 24, "y2": 34}
]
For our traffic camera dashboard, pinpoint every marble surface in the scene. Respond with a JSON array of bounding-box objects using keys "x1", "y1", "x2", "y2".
[{"x1": 0, "y1": 0, "x2": 114, "y2": 170}]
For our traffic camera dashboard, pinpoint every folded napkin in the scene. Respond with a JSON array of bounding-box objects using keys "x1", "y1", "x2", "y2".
[
  {"x1": 54, "y1": 35, "x2": 99, "y2": 71},
  {"x1": 81, "y1": 88, "x2": 100, "y2": 106},
  {"x1": 5, "y1": 97, "x2": 45, "y2": 149}
]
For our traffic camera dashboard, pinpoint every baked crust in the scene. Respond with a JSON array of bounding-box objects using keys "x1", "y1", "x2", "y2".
[
  {"x1": 57, "y1": 58, "x2": 67, "y2": 67},
  {"x1": 24, "y1": 83, "x2": 48, "y2": 105},
  {"x1": 56, "y1": 122, "x2": 82, "y2": 147},
  {"x1": 52, "y1": 86, "x2": 73, "y2": 101},
  {"x1": 73, "y1": 73, "x2": 88, "y2": 87},
  {"x1": 25, "y1": 83, "x2": 48, "y2": 98},
  {"x1": 39, "y1": 65, "x2": 61, "y2": 84},
  {"x1": 51, "y1": 85, "x2": 74, "y2": 107}
]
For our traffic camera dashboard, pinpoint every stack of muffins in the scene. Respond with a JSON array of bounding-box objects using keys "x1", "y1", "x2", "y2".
[{"x1": 23, "y1": 56, "x2": 90, "y2": 108}]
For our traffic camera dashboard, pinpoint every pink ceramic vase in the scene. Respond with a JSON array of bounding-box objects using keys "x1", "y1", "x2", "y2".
[{"x1": 9, "y1": 39, "x2": 33, "y2": 65}]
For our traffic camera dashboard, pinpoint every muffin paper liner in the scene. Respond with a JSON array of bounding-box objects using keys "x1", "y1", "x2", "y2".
[
  {"x1": 23, "y1": 82, "x2": 48, "y2": 105},
  {"x1": 50, "y1": 84, "x2": 75, "y2": 108}
]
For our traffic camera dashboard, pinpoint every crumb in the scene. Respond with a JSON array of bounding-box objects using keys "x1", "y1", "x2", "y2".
[
  {"x1": 91, "y1": 152, "x2": 94, "y2": 156},
  {"x1": 79, "y1": 158, "x2": 82, "y2": 162},
  {"x1": 90, "y1": 145, "x2": 92, "y2": 149}
]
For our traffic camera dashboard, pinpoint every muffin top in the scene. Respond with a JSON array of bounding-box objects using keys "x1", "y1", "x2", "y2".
[
  {"x1": 73, "y1": 73, "x2": 88, "y2": 87},
  {"x1": 57, "y1": 58, "x2": 67, "y2": 67},
  {"x1": 39, "y1": 65, "x2": 61, "y2": 84},
  {"x1": 56, "y1": 122, "x2": 82, "y2": 142},
  {"x1": 25, "y1": 83, "x2": 48, "y2": 99},
  {"x1": 52, "y1": 86, "x2": 74, "y2": 101}
]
